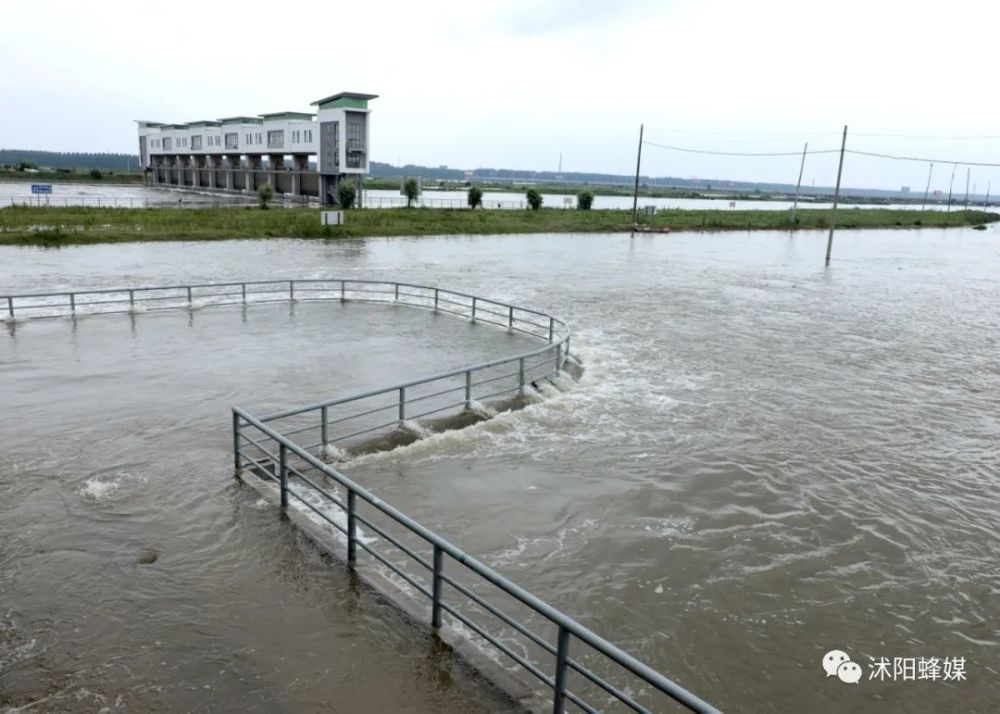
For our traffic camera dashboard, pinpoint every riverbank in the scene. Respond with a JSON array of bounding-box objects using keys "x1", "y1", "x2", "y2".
[
  {"x1": 0, "y1": 206, "x2": 995, "y2": 244},
  {"x1": 0, "y1": 170, "x2": 144, "y2": 185}
]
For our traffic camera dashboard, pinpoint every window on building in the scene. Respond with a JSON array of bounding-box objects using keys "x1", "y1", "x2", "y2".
[
  {"x1": 256, "y1": 132, "x2": 262, "y2": 144},
  {"x1": 345, "y1": 115, "x2": 365, "y2": 168},
  {"x1": 163, "y1": 137, "x2": 173, "y2": 151},
  {"x1": 267, "y1": 130, "x2": 284, "y2": 149},
  {"x1": 225, "y1": 133, "x2": 238, "y2": 150},
  {"x1": 191, "y1": 135, "x2": 202, "y2": 150},
  {"x1": 332, "y1": 124, "x2": 339, "y2": 168}
]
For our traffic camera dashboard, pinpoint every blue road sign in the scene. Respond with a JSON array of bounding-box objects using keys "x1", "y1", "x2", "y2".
[{"x1": 30, "y1": 184, "x2": 53, "y2": 194}]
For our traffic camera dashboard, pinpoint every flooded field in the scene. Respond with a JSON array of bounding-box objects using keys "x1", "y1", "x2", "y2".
[
  {"x1": 2, "y1": 227, "x2": 999, "y2": 712},
  {"x1": 2, "y1": 180, "x2": 964, "y2": 212}
]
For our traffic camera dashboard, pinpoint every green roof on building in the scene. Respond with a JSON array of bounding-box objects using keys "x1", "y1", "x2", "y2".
[
  {"x1": 310, "y1": 92, "x2": 378, "y2": 109},
  {"x1": 258, "y1": 111, "x2": 315, "y2": 120},
  {"x1": 217, "y1": 116, "x2": 264, "y2": 125}
]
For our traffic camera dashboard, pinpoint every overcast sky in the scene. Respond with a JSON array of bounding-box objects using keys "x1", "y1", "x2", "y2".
[{"x1": 3, "y1": 0, "x2": 999, "y2": 191}]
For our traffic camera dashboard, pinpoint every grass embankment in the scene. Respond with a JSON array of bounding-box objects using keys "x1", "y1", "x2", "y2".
[{"x1": 0, "y1": 206, "x2": 995, "y2": 245}]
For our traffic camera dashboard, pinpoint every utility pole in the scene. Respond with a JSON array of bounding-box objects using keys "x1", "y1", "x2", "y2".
[
  {"x1": 791, "y1": 142, "x2": 808, "y2": 225},
  {"x1": 631, "y1": 124, "x2": 644, "y2": 225},
  {"x1": 921, "y1": 163, "x2": 933, "y2": 211},
  {"x1": 946, "y1": 163, "x2": 957, "y2": 214},
  {"x1": 825, "y1": 125, "x2": 848, "y2": 267},
  {"x1": 964, "y1": 168, "x2": 971, "y2": 210}
]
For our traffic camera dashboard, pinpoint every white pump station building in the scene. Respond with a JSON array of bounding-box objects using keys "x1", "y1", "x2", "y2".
[{"x1": 135, "y1": 92, "x2": 377, "y2": 205}]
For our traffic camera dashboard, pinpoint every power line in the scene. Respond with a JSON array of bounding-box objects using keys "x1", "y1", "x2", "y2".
[
  {"x1": 646, "y1": 128, "x2": 1000, "y2": 140},
  {"x1": 641, "y1": 140, "x2": 840, "y2": 157},
  {"x1": 845, "y1": 149, "x2": 1000, "y2": 168},
  {"x1": 642, "y1": 139, "x2": 1000, "y2": 168},
  {"x1": 850, "y1": 132, "x2": 1000, "y2": 140}
]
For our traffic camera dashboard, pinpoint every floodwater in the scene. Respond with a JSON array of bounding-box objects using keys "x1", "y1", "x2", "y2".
[
  {"x1": 361, "y1": 188, "x2": 957, "y2": 212},
  {"x1": 1, "y1": 180, "x2": 965, "y2": 212},
  {"x1": 0, "y1": 181, "x2": 250, "y2": 208},
  {"x1": 2, "y1": 227, "x2": 999, "y2": 713}
]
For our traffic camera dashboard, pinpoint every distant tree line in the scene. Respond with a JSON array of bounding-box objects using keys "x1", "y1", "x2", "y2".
[
  {"x1": 0, "y1": 150, "x2": 139, "y2": 171},
  {"x1": 1, "y1": 150, "x2": 919, "y2": 201},
  {"x1": 370, "y1": 161, "x2": 917, "y2": 199}
]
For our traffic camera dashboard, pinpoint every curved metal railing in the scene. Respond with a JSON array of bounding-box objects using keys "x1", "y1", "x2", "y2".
[{"x1": 1, "y1": 279, "x2": 719, "y2": 714}]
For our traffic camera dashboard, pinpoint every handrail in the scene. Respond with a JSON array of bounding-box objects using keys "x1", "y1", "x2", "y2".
[
  {"x1": 234, "y1": 407, "x2": 720, "y2": 714},
  {"x1": 1, "y1": 278, "x2": 718, "y2": 712}
]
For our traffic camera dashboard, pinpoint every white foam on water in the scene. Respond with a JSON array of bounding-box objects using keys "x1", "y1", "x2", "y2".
[
  {"x1": 549, "y1": 370, "x2": 577, "y2": 391},
  {"x1": 188, "y1": 300, "x2": 206, "y2": 311},
  {"x1": 401, "y1": 419, "x2": 432, "y2": 439},
  {"x1": 520, "y1": 384, "x2": 544, "y2": 403},
  {"x1": 467, "y1": 400, "x2": 496, "y2": 418},
  {"x1": 287, "y1": 481, "x2": 375, "y2": 546},
  {"x1": 78, "y1": 471, "x2": 147, "y2": 501},
  {"x1": 0, "y1": 611, "x2": 38, "y2": 673},
  {"x1": 536, "y1": 382, "x2": 562, "y2": 399},
  {"x1": 346, "y1": 364, "x2": 582, "y2": 466},
  {"x1": 488, "y1": 517, "x2": 600, "y2": 569},
  {"x1": 319, "y1": 443, "x2": 347, "y2": 463}
]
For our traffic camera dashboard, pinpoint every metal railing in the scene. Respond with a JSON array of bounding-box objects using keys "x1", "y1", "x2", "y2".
[
  {"x1": 235, "y1": 410, "x2": 719, "y2": 714},
  {"x1": 1, "y1": 279, "x2": 720, "y2": 713}
]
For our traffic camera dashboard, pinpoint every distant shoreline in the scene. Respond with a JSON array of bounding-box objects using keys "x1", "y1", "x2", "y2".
[{"x1": 0, "y1": 206, "x2": 996, "y2": 246}]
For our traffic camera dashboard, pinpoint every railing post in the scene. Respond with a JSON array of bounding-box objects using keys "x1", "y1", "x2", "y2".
[
  {"x1": 6, "y1": 296, "x2": 13, "y2": 320},
  {"x1": 347, "y1": 490, "x2": 357, "y2": 563},
  {"x1": 186, "y1": 286, "x2": 193, "y2": 304},
  {"x1": 340, "y1": 280, "x2": 345, "y2": 302},
  {"x1": 394, "y1": 283, "x2": 399, "y2": 301},
  {"x1": 432, "y1": 545, "x2": 444, "y2": 629},
  {"x1": 434, "y1": 288, "x2": 439, "y2": 311},
  {"x1": 279, "y1": 443, "x2": 288, "y2": 510},
  {"x1": 471, "y1": 297, "x2": 477, "y2": 322},
  {"x1": 548, "y1": 316, "x2": 554, "y2": 342},
  {"x1": 399, "y1": 387, "x2": 406, "y2": 424},
  {"x1": 69, "y1": 293, "x2": 75, "y2": 314},
  {"x1": 241, "y1": 282, "x2": 246, "y2": 303},
  {"x1": 519, "y1": 357, "x2": 526, "y2": 396},
  {"x1": 290, "y1": 280, "x2": 294, "y2": 301},
  {"x1": 509, "y1": 305, "x2": 514, "y2": 329},
  {"x1": 465, "y1": 370, "x2": 472, "y2": 409},
  {"x1": 232, "y1": 411, "x2": 242, "y2": 471},
  {"x1": 129, "y1": 289, "x2": 135, "y2": 308},
  {"x1": 321, "y1": 406, "x2": 329, "y2": 449},
  {"x1": 556, "y1": 343, "x2": 562, "y2": 371},
  {"x1": 553, "y1": 626, "x2": 570, "y2": 714}
]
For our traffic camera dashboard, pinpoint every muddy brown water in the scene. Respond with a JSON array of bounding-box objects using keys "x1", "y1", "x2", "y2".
[{"x1": 2, "y1": 227, "x2": 999, "y2": 712}]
